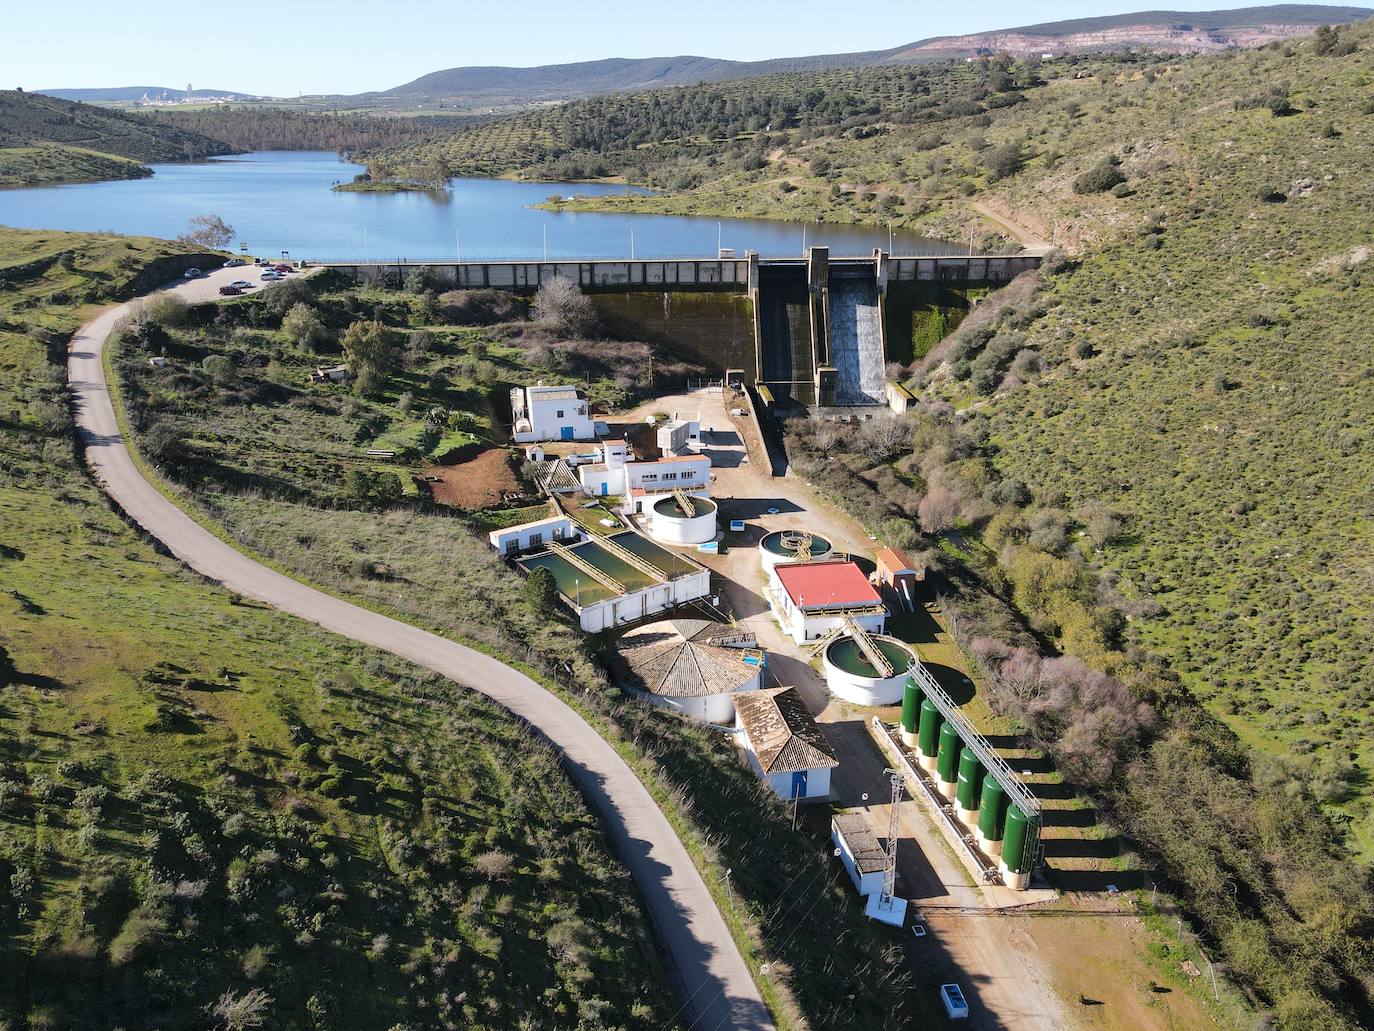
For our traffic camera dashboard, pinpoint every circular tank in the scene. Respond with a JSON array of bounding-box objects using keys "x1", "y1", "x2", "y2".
[
  {"x1": 648, "y1": 494, "x2": 717, "y2": 546},
  {"x1": 956, "y1": 749, "x2": 984, "y2": 814},
  {"x1": 822, "y1": 635, "x2": 916, "y2": 706},
  {"x1": 759, "y1": 529, "x2": 834, "y2": 573},
  {"x1": 917, "y1": 697, "x2": 943, "y2": 760},
  {"x1": 936, "y1": 721, "x2": 962, "y2": 787},
  {"x1": 977, "y1": 778, "x2": 1008, "y2": 853}
]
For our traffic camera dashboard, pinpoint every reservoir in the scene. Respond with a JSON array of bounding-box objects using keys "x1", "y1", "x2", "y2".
[{"x1": 0, "y1": 150, "x2": 967, "y2": 261}]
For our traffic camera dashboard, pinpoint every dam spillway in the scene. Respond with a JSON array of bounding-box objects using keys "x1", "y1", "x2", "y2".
[
  {"x1": 828, "y1": 266, "x2": 885, "y2": 405},
  {"x1": 757, "y1": 263, "x2": 816, "y2": 407}
]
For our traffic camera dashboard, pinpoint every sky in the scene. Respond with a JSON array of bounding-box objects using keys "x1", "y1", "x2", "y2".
[{"x1": 9, "y1": 0, "x2": 1363, "y2": 96}]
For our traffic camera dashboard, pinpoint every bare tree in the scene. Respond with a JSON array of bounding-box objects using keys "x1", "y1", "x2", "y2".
[
  {"x1": 211, "y1": 988, "x2": 272, "y2": 1030},
  {"x1": 533, "y1": 276, "x2": 599, "y2": 337},
  {"x1": 861, "y1": 415, "x2": 911, "y2": 462},
  {"x1": 917, "y1": 485, "x2": 960, "y2": 534},
  {"x1": 179, "y1": 213, "x2": 235, "y2": 249}
]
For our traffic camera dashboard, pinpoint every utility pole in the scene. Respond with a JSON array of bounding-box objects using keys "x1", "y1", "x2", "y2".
[
  {"x1": 630, "y1": 225, "x2": 635, "y2": 260},
  {"x1": 543, "y1": 223, "x2": 548, "y2": 261},
  {"x1": 455, "y1": 226, "x2": 461, "y2": 263},
  {"x1": 881, "y1": 769, "x2": 903, "y2": 911},
  {"x1": 362, "y1": 226, "x2": 368, "y2": 264}
]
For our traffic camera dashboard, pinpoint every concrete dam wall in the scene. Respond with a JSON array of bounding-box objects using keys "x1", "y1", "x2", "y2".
[{"x1": 326, "y1": 251, "x2": 1040, "y2": 407}]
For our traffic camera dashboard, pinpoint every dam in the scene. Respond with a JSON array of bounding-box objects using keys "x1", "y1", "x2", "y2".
[{"x1": 327, "y1": 248, "x2": 1041, "y2": 413}]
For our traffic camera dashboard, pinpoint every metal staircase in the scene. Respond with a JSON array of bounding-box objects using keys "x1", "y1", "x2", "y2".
[{"x1": 548, "y1": 540, "x2": 625, "y2": 595}]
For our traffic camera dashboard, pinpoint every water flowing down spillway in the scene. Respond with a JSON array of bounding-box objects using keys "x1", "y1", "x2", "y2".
[{"x1": 829, "y1": 274, "x2": 884, "y2": 404}]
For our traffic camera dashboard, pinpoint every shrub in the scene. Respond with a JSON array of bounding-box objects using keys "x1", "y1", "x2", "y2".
[
  {"x1": 1073, "y1": 157, "x2": 1126, "y2": 194},
  {"x1": 281, "y1": 303, "x2": 328, "y2": 349}
]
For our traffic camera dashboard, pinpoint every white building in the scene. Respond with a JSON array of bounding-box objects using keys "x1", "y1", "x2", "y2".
[
  {"x1": 487, "y1": 513, "x2": 578, "y2": 557},
  {"x1": 767, "y1": 560, "x2": 888, "y2": 645},
  {"x1": 511, "y1": 384, "x2": 595, "y2": 443},
  {"x1": 515, "y1": 529, "x2": 712, "y2": 633},
  {"x1": 578, "y1": 440, "x2": 711, "y2": 504},
  {"x1": 656, "y1": 413, "x2": 701, "y2": 455},
  {"x1": 734, "y1": 687, "x2": 839, "y2": 801},
  {"x1": 832, "y1": 812, "x2": 888, "y2": 897},
  {"x1": 611, "y1": 619, "x2": 764, "y2": 724}
]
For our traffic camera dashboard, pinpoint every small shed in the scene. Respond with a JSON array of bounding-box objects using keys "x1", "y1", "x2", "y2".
[
  {"x1": 832, "y1": 812, "x2": 888, "y2": 897},
  {"x1": 734, "y1": 687, "x2": 838, "y2": 801},
  {"x1": 874, "y1": 546, "x2": 924, "y2": 611}
]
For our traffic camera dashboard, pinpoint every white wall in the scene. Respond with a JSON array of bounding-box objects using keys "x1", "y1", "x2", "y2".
[
  {"x1": 833, "y1": 826, "x2": 887, "y2": 897},
  {"x1": 512, "y1": 386, "x2": 596, "y2": 443},
  {"x1": 489, "y1": 516, "x2": 576, "y2": 556},
  {"x1": 738, "y1": 737, "x2": 833, "y2": 800},
  {"x1": 766, "y1": 580, "x2": 887, "y2": 645},
  {"x1": 574, "y1": 567, "x2": 711, "y2": 632}
]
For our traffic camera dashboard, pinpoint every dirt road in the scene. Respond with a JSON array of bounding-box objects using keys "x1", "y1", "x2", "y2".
[
  {"x1": 67, "y1": 265, "x2": 771, "y2": 1031},
  {"x1": 622, "y1": 388, "x2": 1071, "y2": 1029}
]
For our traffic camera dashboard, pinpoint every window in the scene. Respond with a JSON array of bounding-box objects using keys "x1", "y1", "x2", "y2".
[{"x1": 556, "y1": 409, "x2": 564, "y2": 418}]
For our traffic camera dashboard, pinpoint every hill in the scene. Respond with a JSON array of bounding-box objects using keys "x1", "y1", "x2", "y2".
[
  {"x1": 0, "y1": 89, "x2": 233, "y2": 185},
  {"x1": 365, "y1": 21, "x2": 1374, "y2": 1024},
  {"x1": 0, "y1": 227, "x2": 678, "y2": 1030},
  {"x1": 330, "y1": 5, "x2": 1368, "y2": 112}
]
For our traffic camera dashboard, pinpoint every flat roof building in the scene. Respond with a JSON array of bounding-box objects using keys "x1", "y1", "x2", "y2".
[
  {"x1": 767, "y1": 560, "x2": 887, "y2": 645},
  {"x1": 511, "y1": 383, "x2": 595, "y2": 443}
]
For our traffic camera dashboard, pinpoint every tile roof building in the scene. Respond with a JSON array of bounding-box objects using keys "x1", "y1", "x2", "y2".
[
  {"x1": 734, "y1": 687, "x2": 838, "y2": 800},
  {"x1": 611, "y1": 619, "x2": 764, "y2": 723}
]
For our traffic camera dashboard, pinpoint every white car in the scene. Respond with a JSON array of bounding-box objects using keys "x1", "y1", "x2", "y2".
[
  {"x1": 260, "y1": 271, "x2": 281, "y2": 281},
  {"x1": 230, "y1": 280, "x2": 253, "y2": 289}
]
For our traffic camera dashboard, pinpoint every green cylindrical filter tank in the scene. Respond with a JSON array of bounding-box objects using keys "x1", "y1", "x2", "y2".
[
  {"x1": 1002, "y1": 804, "x2": 1040, "y2": 875},
  {"x1": 977, "y1": 777, "x2": 1008, "y2": 842},
  {"x1": 917, "y1": 697, "x2": 942, "y2": 757},
  {"x1": 956, "y1": 749, "x2": 984, "y2": 812},
  {"x1": 900, "y1": 680, "x2": 920, "y2": 736},
  {"x1": 936, "y1": 721, "x2": 961, "y2": 784}
]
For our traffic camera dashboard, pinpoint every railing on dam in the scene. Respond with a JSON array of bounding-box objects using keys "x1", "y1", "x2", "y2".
[{"x1": 312, "y1": 252, "x2": 1042, "y2": 289}]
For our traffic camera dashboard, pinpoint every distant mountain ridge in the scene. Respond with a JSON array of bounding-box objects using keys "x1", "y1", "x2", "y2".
[
  {"x1": 37, "y1": 5, "x2": 1371, "y2": 113},
  {"x1": 37, "y1": 86, "x2": 257, "y2": 103},
  {"x1": 360, "y1": 4, "x2": 1371, "y2": 110}
]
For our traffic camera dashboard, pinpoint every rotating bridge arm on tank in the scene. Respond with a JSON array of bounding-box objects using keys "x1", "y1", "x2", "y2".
[
  {"x1": 670, "y1": 488, "x2": 697, "y2": 518},
  {"x1": 596, "y1": 533, "x2": 673, "y2": 583},
  {"x1": 547, "y1": 540, "x2": 626, "y2": 595}
]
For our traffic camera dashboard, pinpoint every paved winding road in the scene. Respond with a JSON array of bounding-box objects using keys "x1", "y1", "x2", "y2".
[{"x1": 67, "y1": 267, "x2": 771, "y2": 1031}]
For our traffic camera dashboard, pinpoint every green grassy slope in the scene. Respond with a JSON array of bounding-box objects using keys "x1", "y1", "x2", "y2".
[
  {"x1": 376, "y1": 25, "x2": 1374, "y2": 830},
  {"x1": 0, "y1": 228, "x2": 676, "y2": 1028},
  {"x1": 0, "y1": 90, "x2": 232, "y2": 186}
]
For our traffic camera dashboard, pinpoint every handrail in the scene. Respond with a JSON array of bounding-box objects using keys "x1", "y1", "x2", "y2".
[
  {"x1": 548, "y1": 540, "x2": 625, "y2": 595},
  {"x1": 670, "y1": 488, "x2": 697, "y2": 518},
  {"x1": 844, "y1": 616, "x2": 894, "y2": 677},
  {"x1": 909, "y1": 661, "x2": 1041, "y2": 832},
  {"x1": 595, "y1": 533, "x2": 672, "y2": 583}
]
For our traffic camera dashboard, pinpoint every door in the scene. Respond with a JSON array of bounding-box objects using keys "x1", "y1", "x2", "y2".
[
  {"x1": 561, "y1": 426, "x2": 574, "y2": 440},
  {"x1": 600, "y1": 481, "x2": 608, "y2": 496},
  {"x1": 791, "y1": 770, "x2": 808, "y2": 799}
]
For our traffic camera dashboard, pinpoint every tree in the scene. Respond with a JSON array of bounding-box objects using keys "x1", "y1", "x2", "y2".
[
  {"x1": 1073, "y1": 157, "x2": 1126, "y2": 195},
  {"x1": 281, "y1": 303, "x2": 327, "y2": 350},
  {"x1": 179, "y1": 213, "x2": 235, "y2": 249},
  {"x1": 342, "y1": 468, "x2": 403, "y2": 507},
  {"x1": 211, "y1": 988, "x2": 272, "y2": 1030},
  {"x1": 340, "y1": 319, "x2": 399, "y2": 395},
  {"x1": 917, "y1": 486, "x2": 960, "y2": 534},
  {"x1": 983, "y1": 142, "x2": 1024, "y2": 181},
  {"x1": 524, "y1": 567, "x2": 558, "y2": 616},
  {"x1": 201, "y1": 354, "x2": 236, "y2": 385},
  {"x1": 533, "y1": 276, "x2": 599, "y2": 337}
]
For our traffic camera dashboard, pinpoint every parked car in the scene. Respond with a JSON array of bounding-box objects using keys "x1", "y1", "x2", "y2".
[
  {"x1": 260, "y1": 271, "x2": 281, "y2": 281},
  {"x1": 230, "y1": 280, "x2": 253, "y2": 289},
  {"x1": 218, "y1": 285, "x2": 243, "y2": 296},
  {"x1": 272, "y1": 264, "x2": 293, "y2": 273},
  {"x1": 182, "y1": 268, "x2": 203, "y2": 279},
  {"x1": 225, "y1": 258, "x2": 245, "y2": 267}
]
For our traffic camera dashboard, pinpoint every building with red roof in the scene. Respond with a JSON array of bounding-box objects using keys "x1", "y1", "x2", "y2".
[{"x1": 767, "y1": 559, "x2": 888, "y2": 644}]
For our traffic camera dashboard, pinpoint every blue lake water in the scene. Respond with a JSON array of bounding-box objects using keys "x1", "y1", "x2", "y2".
[{"x1": 0, "y1": 150, "x2": 968, "y2": 261}]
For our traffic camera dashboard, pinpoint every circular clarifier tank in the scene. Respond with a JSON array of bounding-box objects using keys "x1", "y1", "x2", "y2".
[
  {"x1": 822, "y1": 634, "x2": 916, "y2": 707},
  {"x1": 759, "y1": 529, "x2": 834, "y2": 573},
  {"x1": 649, "y1": 494, "x2": 717, "y2": 545}
]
